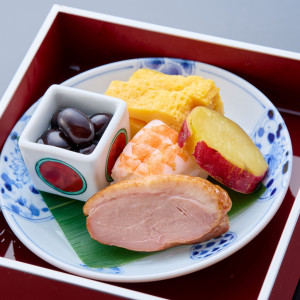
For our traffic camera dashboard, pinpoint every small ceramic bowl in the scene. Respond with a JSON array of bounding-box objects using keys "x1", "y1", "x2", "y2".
[{"x1": 19, "y1": 85, "x2": 130, "y2": 201}]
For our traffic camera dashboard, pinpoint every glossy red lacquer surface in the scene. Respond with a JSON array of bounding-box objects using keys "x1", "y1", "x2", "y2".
[
  {"x1": 0, "y1": 11, "x2": 299, "y2": 300},
  {"x1": 0, "y1": 266, "x2": 126, "y2": 300},
  {"x1": 269, "y1": 210, "x2": 300, "y2": 300}
]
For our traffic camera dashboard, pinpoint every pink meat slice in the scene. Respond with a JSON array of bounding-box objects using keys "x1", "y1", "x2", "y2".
[{"x1": 83, "y1": 175, "x2": 232, "y2": 252}]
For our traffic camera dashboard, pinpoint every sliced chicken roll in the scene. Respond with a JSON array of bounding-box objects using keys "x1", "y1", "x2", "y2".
[{"x1": 83, "y1": 175, "x2": 232, "y2": 252}]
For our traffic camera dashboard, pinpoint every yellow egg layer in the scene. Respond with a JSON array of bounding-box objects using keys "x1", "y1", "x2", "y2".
[{"x1": 105, "y1": 69, "x2": 223, "y2": 133}]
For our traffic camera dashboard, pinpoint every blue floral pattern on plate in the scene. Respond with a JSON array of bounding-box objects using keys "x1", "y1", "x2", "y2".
[
  {"x1": 251, "y1": 108, "x2": 291, "y2": 201},
  {"x1": 0, "y1": 105, "x2": 52, "y2": 221},
  {"x1": 138, "y1": 57, "x2": 195, "y2": 75},
  {"x1": 190, "y1": 231, "x2": 237, "y2": 260}
]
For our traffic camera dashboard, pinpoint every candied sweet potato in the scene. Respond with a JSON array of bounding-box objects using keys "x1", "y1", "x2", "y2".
[{"x1": 178, "y1": 107, "x2": 268, "y2": 193}]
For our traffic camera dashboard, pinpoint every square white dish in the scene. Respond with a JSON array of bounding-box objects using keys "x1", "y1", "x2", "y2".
[{"x1": 19, "y1": 84, "x2": 130, "y2": 201}]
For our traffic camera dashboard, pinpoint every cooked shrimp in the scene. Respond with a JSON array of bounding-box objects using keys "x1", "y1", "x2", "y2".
[{"x1": 111, "y1": 120, "x2": 208, "y2": 182}]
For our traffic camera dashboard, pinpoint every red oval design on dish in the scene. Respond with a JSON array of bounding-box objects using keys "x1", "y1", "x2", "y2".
[
  {"x1": 39, "y1": 161, "x2": 84, "y2": 193},
  {"x1": 106, "y1": 130, "x2": 127, "y2": 181}
]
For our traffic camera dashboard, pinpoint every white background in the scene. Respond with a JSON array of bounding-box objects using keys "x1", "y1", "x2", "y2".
[{"x1": 0, "y1": 0, "x2": 299, "y2": 100}]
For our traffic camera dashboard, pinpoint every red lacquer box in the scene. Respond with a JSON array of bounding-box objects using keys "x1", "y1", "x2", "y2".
[{"x1": 0, "y1": 5, "x2": 299, "y2": 300}]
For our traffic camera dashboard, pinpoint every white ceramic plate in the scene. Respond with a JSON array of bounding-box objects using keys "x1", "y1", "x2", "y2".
[{"x1": 0, "y1": 58, "x2": 292, "y2": 282}]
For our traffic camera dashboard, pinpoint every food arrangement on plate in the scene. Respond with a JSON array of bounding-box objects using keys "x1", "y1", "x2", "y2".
[
  {"x1": 0, "y1": 58, "x2": 292, "y2": 282},
  {"x1": 21, "y1": 66, "x2": 268, "y2": 252},
  {"x1": 82, "y1": 68, "x2": 267, "y2": 252}
]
